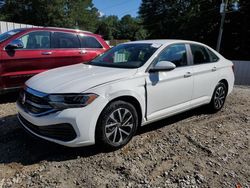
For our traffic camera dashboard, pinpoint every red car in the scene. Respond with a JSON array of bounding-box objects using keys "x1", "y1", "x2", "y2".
[{"x1": 0, "y1": 27, "x2": 110, "y2": 94}]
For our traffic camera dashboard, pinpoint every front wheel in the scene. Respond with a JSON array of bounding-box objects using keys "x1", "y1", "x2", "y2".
[
  {"x1": 95, "y1": 100, "x2": 139, "y2": 149},
  {"x1": 209, "y1": 82, "x2": 227, "y2": 112}
]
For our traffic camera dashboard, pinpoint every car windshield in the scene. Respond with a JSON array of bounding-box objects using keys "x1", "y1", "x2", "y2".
[
  {"x1": 88, "y1": 43, "x2": 160, "y2": 68},
  {"x1": 0, "y1": 29, "x2": 24, "y2": 43}
]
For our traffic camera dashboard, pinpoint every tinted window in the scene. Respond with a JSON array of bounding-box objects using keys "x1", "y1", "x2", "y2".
[
  {"x1": 155, "y1": 44, "x2": 187, "y2": 67},
  {"x1": 19, "y1": 31, "x2": 51, "y2": 49},
  {"x1": 207, "y1": 48, "x2": 219, "y2": 62},
  {"x1": 52, "y1": 32, "x2": 80, "y2": 48},
  {"x1": 190, "y1": 44, "x2": 210, "y2": 64},
  {"x1": 89, "y1": 43, "x2": 159, "y2": 68},
  {"x1": 79, "y1": 35, "x2": 103, "y2": 48}
]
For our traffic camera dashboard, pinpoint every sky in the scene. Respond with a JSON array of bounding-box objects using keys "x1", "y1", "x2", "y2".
[{"x1": 92, "y1": 0, "x2": 141, "y2": 18}]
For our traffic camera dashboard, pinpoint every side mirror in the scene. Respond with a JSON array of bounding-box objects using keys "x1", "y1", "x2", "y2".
[
  {"x1": 5, "y1": 39, "x2": 24, "y2": 50},
  {"x1": 149, "y1": 61, "x2": 176, "y2": 72}
]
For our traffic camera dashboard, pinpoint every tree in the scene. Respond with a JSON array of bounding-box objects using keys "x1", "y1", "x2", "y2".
[
  {"x1": 139, "y1": 0, "x2": 220, "y2": 41},
  {"x1": 139, "y1": 0, "x2": 250, "y2": 60},
  {"x1": 97, "y1": 15, "x2": 148, "y2": 41},
  {"x1": 118, "y1": 15, "x2": 147, "y2": 40},
  {"x1": 222, "y1": 0, "x2": 250, "y2": 60},
  {"x1": 97, "y1": 15, "x2": 120, "y2": 40},
  {"x1": 0, "y1": 0, "x2": 99, "y2": 32}
]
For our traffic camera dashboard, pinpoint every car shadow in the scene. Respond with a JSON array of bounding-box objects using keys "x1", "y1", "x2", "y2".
[
  {"x1": 0, "y1": 106, "x2": 210, "y2": 166},
  {"x1": 0, "y1": 91, "x2": 19, "y2": 104},
  {"x1": 137, "y1": 106, "x2": 210, "y2": 135}
]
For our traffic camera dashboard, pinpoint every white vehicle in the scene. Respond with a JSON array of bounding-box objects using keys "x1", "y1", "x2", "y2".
[{"x1": 17, "y1": 40, "x2": 234, "y2": 149}]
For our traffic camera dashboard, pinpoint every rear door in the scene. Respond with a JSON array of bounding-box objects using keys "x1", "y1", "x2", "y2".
[
  {"x1": 1, "y1": 31, "x2": 53, "y2": 89},
  {"x1": 51, "y1": 32, "x2": 83, "y2": 67},
  {"x1": 78, "y1": 34, "x2": 107, "y2": 62},
  {"x1": 189, "y1": 44, "x2": 219, "y2": 106}
]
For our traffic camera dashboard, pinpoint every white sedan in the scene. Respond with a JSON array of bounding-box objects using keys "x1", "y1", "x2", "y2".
[{"x1": 17, "y1": 40, "x2": 234, "y2": 149}]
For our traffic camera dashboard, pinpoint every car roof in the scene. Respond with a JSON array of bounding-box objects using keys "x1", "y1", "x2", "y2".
[
  {"x1": 125, "y1": 39, "x2": 223, "y2": 58},
  {"x1": 125, "y1": 39, "x2": 206, "y2": 46},
  {"x1": 20, "y1": 27, "x2": 95, "y2": 35}
]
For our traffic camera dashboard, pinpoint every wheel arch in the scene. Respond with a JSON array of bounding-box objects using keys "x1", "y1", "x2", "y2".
[
  {"x1": 218, "y1": 79, "x2": 229, "y2": 94},
  {"x1": 94, "y1": 95, "x2": 144, "y2": 146},
  {"x1": 107, "y1": 95, "x2": 143, "y2": 126}
]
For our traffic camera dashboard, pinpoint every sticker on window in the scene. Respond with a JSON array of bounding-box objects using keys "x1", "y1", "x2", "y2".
[{"x1": 151, "y1": 43, "x2": 162, "y2": 48}]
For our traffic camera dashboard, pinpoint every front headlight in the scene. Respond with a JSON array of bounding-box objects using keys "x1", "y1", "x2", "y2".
[{"x1": 47, "y1": 93, "x2": 98, "y2": 109}]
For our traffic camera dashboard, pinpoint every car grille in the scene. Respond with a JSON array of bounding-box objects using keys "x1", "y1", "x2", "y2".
[
  {"x1": 18, "y1": 87, "x2": 56, "y2": 116},
  {"x1": 18, "y1": 114, "x2": 77, "y2": 142}
]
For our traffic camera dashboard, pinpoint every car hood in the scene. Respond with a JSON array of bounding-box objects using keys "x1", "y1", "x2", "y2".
[{"x1": 26, "y1": 64, "x2": 137, "y2": 93}]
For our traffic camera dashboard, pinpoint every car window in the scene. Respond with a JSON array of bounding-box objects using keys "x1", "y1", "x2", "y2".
[
  {"x1": 190, "y1": 44, "x2": 210, "y2": 64},
  {"x1": 79, "y1": 35, "x2": 103, "y2": 48},
  {"x1": 19, "y1": 31, "x2": 51, "y2": 49},
  {"x1": 155, "y1": 44, "x2": 188, "y2": 67},
  {"x1": 207, "y1": 48, "x2": 219, "y2": 62},
  {"x1": 52, "y1": 32, "x2": 80, "y2": 48}
]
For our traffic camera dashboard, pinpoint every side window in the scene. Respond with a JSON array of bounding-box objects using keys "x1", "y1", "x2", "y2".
[
  {"x1": 19, "y1": 31, "x2": 51, "y2": 49},
  {"x1": 78, "y1": 35, "x2": 103, "y2": 48},
  {"x1": 207, "y1": 48, "x2": 219, "y2": 62},
  {"x1": 52, "y1": 32, "x2": 80, "y2": 48},
  {"x1": 190, "y1": 44, "x2": 210, "y2": 64},
  {"x1": 155, "y1": 44, "x2": 188, "y2": 67}
]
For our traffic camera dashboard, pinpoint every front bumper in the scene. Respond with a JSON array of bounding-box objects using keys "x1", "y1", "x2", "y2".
[
  {"x1": 18, "y1": 114, "x2": 77, "y2": 141},
  {"x1": 16, "y1": 95, "x2": 108, "y2": 147}
]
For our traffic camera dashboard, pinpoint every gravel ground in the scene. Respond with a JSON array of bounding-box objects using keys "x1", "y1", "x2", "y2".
[{"x1": 0, "y1": 86, "x2": 249, "y2": 188}]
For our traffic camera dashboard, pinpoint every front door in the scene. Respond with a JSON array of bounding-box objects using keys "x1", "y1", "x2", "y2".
[
  {"x1": 1, "y1": 31, "x2": 53, "y2": 89},
  {"x1": 146, "y1": 44, "x2": 193, "y2": 120}
]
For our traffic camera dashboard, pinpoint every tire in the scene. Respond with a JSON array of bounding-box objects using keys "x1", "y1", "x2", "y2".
[
  {"x1": 95, "y1": 100, "x2": 139, "y2": 149},
  {"x1": 209, "y1": 82, "x2": 227, "y2": 112}
]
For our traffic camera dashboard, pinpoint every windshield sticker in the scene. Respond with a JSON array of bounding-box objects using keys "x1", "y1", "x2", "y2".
[{"x1": 151, "y1": 43, "x2": 162, "y2": 48}]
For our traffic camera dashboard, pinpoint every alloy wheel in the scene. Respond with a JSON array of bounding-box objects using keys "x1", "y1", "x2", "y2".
[
  {"x1": 214, "y1": 86, "x2": 226, "y2": 109},
  {"x1": 105, "y1": 108, "x2": 134, "y2": 145}
]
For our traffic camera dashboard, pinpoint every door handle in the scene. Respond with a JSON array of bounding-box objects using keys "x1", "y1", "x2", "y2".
[
  {"x1": 79, "y1": 50, "x2": 87, "y2": 54},
  {"x1": 212, "y1": 67, "x2": 217, "y2": 72},
  {"x1": 184, "y1": 72, "x2": 192, "y2": 78},
  {"x1": 41, "y1": 51, "x2": 52, "y2": 55}
]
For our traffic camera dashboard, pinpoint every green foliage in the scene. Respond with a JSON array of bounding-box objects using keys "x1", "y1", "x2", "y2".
[
  {"x1": 0, "y1": 0, "x2": 147, "y2": 41},
  {"x1": 118, "y1": 15, "x2": 148, "y2": 40},
  {"x1": 97, "y1": 15, "x2": 148, "y2": 41},
  {"x1": 139, "y1": 0, "x2": 221, "y2": 42},
  {"x1": 0, "y1": 0, "x2": 99, "y2": 32},
  {"x1": 97, "y1": 15, "x2": 120, "y2": 40},
  {"x1": 139, "y1": 0, "x2": 250, "y2": 60}
]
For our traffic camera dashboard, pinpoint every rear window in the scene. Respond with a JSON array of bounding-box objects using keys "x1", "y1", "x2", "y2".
[
  {"x1": 52, "y1": 32, "x2": 80, "y2": 48},
  {"x1": 190, "y1": 44, "x2": 210, "y2": 64},
  {"x1": 207, "y1": 48, "x2": 219, "y2": 62},
  {"x1": 0, "y1": 29, "x2": 24, "y2": 43},
  {"x1": 78, "y1": 35, "x2": 103, "y2": 48}
]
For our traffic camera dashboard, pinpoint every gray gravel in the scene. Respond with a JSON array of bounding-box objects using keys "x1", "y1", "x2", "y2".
[{"x1": 0, "y1": 87, "x2": 249, "y2": 188}]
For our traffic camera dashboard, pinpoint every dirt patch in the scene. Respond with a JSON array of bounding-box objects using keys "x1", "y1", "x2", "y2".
[{"x1": 0, "y1": 87, "x2": 249, "y2": 188}]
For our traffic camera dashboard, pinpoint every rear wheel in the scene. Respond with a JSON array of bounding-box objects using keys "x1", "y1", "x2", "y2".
[
  {"x1": 96, "y1": 100, "x2": 138, "y2": 149},
  {"x1": 209, "y1": 82, "x2": 227, "y2": 112}
]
